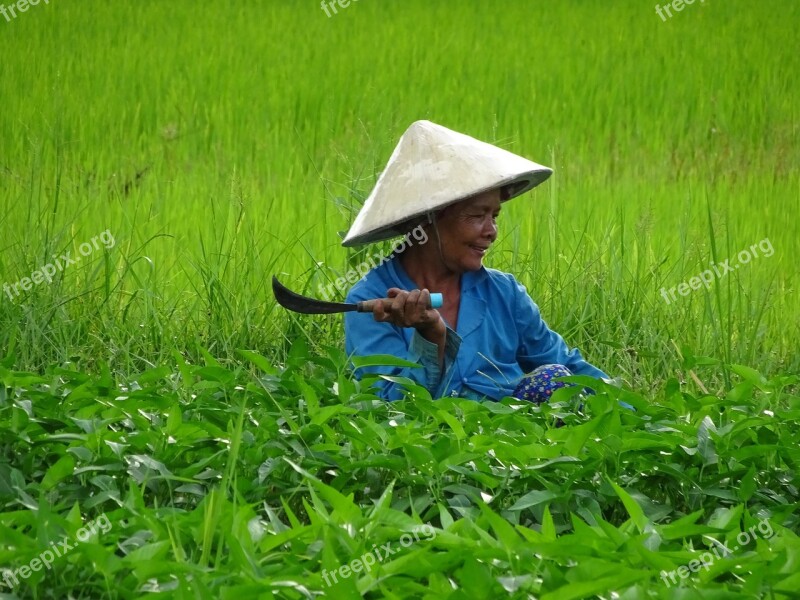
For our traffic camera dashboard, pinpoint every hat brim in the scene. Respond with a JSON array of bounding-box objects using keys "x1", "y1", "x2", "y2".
[{"x1": 341, "y1": 168, "x2": 552, "y2": 247}]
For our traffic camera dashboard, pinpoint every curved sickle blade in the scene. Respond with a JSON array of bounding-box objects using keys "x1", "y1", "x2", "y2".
[{"x1": 272, "y1": 276, "x2": 357, "y2": 314}]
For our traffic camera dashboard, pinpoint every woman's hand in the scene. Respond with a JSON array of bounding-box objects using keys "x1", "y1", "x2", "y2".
[{"x1": 373, "y1": 288, "x2": 446, "y2": 350}]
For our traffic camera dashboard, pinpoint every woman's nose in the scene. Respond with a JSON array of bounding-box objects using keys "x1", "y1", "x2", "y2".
[{"x1": 482, "y1": 217, "x2": 497, "y2": 240}]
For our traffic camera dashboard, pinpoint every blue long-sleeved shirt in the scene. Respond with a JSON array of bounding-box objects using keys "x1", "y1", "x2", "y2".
[{"x1": 344, "y1": 256, "x2": 609, "y2": 401}]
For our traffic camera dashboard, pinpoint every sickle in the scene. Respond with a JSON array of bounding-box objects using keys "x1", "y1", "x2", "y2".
[{"x1": 272, "y1": 276, "x2": 443, "y2": 314}]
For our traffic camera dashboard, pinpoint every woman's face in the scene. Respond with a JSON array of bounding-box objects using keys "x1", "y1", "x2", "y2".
[{"x1": 434, "y1": 188, "x2": 501, "y2": 273}]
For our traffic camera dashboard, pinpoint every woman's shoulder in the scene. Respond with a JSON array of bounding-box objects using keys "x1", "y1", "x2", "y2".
[
  {"x1": 480, "y1": 267, "x2": 524, "y2": 290},
  {"x1": 473, "y1": 268, "x2": 535, "y2": 308}
]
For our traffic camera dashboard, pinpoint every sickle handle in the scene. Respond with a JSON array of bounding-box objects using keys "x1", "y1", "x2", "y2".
[{"x1": 357, "y1": 293, "x2": 443, "y2": 313}]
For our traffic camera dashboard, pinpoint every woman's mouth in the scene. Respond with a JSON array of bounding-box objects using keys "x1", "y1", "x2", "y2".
[{"x1": 470, "y1": 245, "x2": 488, "y2": 256}]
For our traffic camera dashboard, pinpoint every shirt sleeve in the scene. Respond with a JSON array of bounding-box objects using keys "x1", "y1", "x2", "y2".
[
  {"x1": 512, "y1": 278, "x2": 609, "y2": 380},
  {"x1": 345, "y1": 310, "x2": 461, "y2": 400}
]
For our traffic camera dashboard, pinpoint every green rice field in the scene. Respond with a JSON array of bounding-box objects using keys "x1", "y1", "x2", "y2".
[{"x1": 0, "y1": 1, "x2": 798, "y2": 597}]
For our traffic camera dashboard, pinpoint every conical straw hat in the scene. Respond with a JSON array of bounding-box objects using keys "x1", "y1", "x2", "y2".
[{"x1": 342, "y1": 120, "x2": 552, "y2": 247}]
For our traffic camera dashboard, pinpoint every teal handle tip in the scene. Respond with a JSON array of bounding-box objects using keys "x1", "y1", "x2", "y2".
[{"x1": 430, "y1": 293, "x2": 443, "y2": 309}]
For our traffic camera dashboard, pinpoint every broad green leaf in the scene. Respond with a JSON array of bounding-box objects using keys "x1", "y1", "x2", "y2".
[
  {"x1": 607, "y1": 478, "x2": 649, "y2": 532},
  {"x1": 350, "y1": 355, "x2": 421, "y2": 369},
  {"x1": 479, "y1": 502, "x2": 522, "y2": 550},
  {"x1": 508, "y1": 489, "x2": 560, "y2": 511},
  {"x1": 235, "y1": 349, "x2": 279, "y2": 375},
  {"x1": 697, "y1": 415, "x2": 719, "y2": 465},
  {"x1": 41, "y1": 454, "x2": 75, "y2": 490}
]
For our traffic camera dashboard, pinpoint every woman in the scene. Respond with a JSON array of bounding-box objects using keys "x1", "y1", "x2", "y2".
[{"x1": 342, "y1": 120, "x2": 611, "y2": 403}]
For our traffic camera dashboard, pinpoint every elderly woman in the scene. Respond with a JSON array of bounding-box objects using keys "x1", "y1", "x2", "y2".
[{"x1": 342, "y1": 120, "x2": 610, "y2": 403}]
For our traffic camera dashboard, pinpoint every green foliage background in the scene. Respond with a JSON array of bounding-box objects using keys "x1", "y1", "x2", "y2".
[{"x1": 0, "y1": 0, "x2": 798, "y2": 598}]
